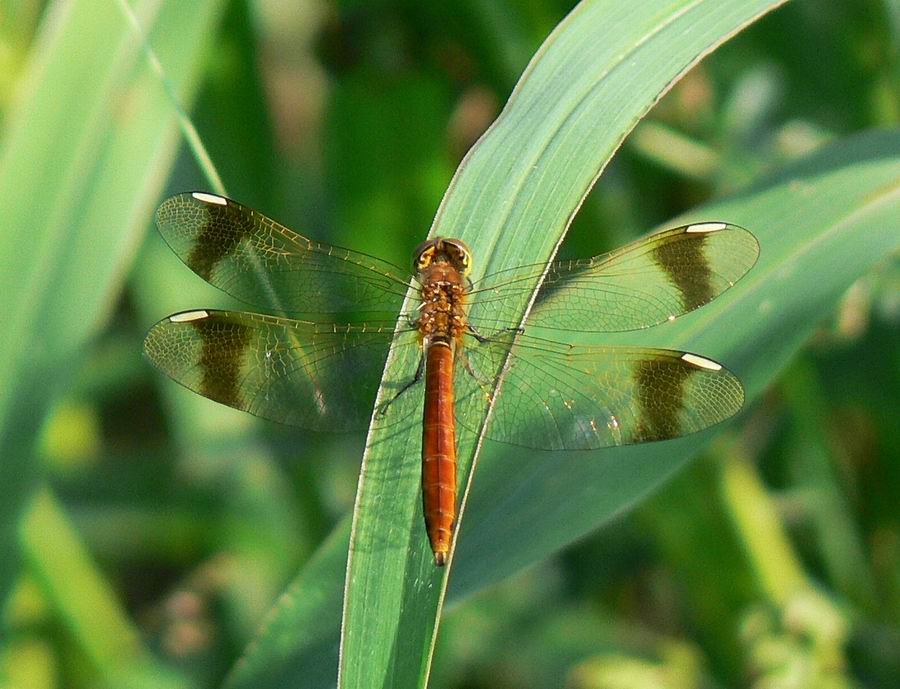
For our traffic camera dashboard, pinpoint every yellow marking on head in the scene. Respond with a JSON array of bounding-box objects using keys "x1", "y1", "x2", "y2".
[{"x1": 414, "y1": 243, "x2": 438, "y2": 271}]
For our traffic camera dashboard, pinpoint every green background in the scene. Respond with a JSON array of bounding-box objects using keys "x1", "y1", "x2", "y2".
[{"x1": 0, "y1": 1, "x2": 898, "y2": 688}]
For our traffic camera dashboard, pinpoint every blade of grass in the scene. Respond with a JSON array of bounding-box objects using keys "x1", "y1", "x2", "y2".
[
  {"x1": 112, "y1": 0, "x2": 226, "y2": 196},
  {"x1": 21, "y1": 490, "x2": 185, "y2": 689},
  {"x1": 339, "y1": 1, "x2": 790, "y2": 688},
  {"x1": 129, "y1": 0, "x2": 317, "y2": 643},
  {"x1": 0, "y1": 0, "x2": 227, "y2": 677},
  {"x1": 225, "y1": 126, "x2": 900, "y2": 689},
  {"x1": 779, "y1": 359, "x2": 880, "y2": 611}
]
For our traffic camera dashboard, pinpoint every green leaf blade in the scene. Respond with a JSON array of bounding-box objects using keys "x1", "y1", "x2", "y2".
[
  {"x1": 339, "y1": 2, "x2": 791, "y2": 688},
  {"x1": 0, "y1": 0, "x2": 227, "y2": 683}
]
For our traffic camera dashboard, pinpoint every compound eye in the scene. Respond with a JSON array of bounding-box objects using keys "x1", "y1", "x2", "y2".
[
  {"x1": 413, "y1": 239, "x2": 438, "y2": 271},
  {"x1": 444, "y1": 238, "x2": 472, "y2": 275}
]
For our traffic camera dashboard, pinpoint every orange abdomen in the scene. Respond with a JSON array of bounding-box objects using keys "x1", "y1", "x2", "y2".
[{"x1": 422, "y1": 341, "x2": 457, "y2": 566}]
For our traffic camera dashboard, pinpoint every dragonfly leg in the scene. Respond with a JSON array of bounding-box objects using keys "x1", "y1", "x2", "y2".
[
  {"x1": 459, "y1": 349, "x2": 496, "y2": 403},
  {"x1": 377, "y1": 353, "x2": 425, "y2": 418},
  {"x1": 466, "y1": 323, "x2": 524, "y2": 344}
]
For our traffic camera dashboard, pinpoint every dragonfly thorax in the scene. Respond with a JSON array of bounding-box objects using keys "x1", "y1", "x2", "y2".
[{"x1": 418, "y1": 264, "x2": 468, "y2": 344}]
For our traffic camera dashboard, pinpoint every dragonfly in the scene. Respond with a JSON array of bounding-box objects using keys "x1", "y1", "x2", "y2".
[{"x1": 144, "y1": 191, "x2": 759, "y2": 565}]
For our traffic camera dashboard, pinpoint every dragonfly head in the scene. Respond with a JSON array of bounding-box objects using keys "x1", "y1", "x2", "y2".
[{"x1": 413, "y1": 237, "x2": 472, "y2": 278}]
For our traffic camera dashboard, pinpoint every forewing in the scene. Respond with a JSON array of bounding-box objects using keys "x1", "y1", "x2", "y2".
[
  {"x1": 155, "y1": 193, "x2": 413, "y2": 314},
  {"x1": 144, "y1": 310, "x2": 420, "y2": 431},
  {"x1": 456, "y1": 334, "x2": 744, "y2": 450},
  {"x1": 469, "y1": 223, "x2": 758, "y2": 332}
]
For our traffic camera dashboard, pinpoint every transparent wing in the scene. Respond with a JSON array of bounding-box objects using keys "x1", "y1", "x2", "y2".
[
  {"x1": 155, "y1": 193, "x2": 415, "y2": 314},
  {"x1": 143, "y1": 309, "x2": 421, "y2": 431},
  {"x1": 468, "y1": 223, "x2": 759, "y2": 332},
  {"x1": 455, "y1": 332, "x2": 744, "y2": 450}
]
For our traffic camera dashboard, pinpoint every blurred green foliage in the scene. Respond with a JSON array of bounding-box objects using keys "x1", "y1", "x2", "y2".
[{"x1": 0, "y1": 1, "x2": 898, "y2": 688}]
